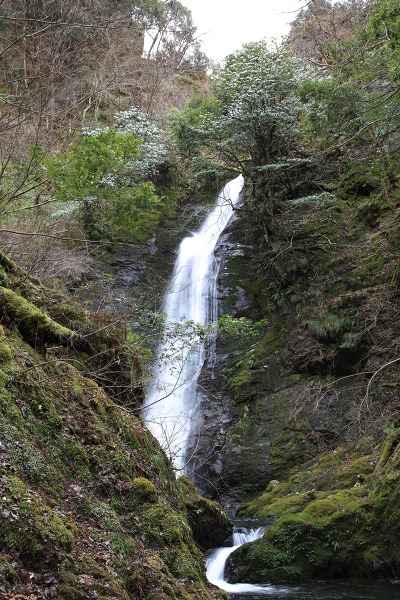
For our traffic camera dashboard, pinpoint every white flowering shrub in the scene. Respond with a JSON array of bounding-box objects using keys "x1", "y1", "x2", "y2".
[
  {"x1": 171, "y1": 42, "x2": 310, "y2": 178},
  {"x1": 115, "y1": 107, "x2": 175, "y2": 182}
]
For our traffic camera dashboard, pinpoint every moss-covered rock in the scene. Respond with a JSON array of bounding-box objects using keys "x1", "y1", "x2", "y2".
[
  {"x1": 228, "y1": 485, "x2": 386, "y2": 582},
  {"x1": 131, "y1": 476, "x2": 158, "y2": 503},
  {"x1": 228, "y1": 433, "x2": 400, "y2": 583},
  {"x1": 178, "y1": 476, "x2": 232, "y2": 549},
  {"x1": 0, "y1": 285, "x2": 76, "y2": 347}
]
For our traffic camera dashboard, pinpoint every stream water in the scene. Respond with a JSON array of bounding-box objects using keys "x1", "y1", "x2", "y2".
[
  {"x1": 225, "y1": 581, "x2": 400, "y2": 600},
  {"x1": 206, "y1": 527, "x2": 269, "y2": 594},
  {"x1": 142, "y1": 174, "x2": 244, "y2": 470}
]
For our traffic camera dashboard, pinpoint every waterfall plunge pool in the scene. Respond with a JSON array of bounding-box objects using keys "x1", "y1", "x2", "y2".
[{"x1": 223, "y1": 580, "x2": 400, "y2": 599}]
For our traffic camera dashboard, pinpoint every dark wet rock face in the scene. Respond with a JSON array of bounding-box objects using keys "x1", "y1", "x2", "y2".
[
  {"x1": 187, "y1": 214, "x2": 277, "y2": 503},
  {"x1": 186, "y1": 209, "x2": 366, "y2": 508}
]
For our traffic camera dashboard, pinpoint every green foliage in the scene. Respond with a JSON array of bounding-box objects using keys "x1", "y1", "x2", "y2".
[
  {"x1": 300, "y1": 78, "x2": 365, "y2": 141},
  {"x1": 0, "y1": 145, "x2": 47, "y2": 218},
  {"x1": 115, "y1": 106, "x2": 174, "y2": 181},
  {"x1": 45, "y1": 128, "x2": 141, "y2": 199},
  {"x1": 217, "y1": 314, "x2": 268, "y2": 337},
  {"x1": 303, "y1": 309, "x2": 360, "y2": 342},
  {"x1": 370, "y1": 0, "x2": 400, "y2": 81},
  {"x1": 98, "y1": 181, "x2": 160, "y2": 238},
  {"x1": 214, "y1": 42, "x2": 305, "y2": 162},
  {"x1": 169, "y1": 96, "x2": 226, "y2": 186},
  {"x1": 45, "y1": 127, "x2": 161, "y2": 239},
  {"x1": 170, "y1": 95, "x2": 217, "y2": 153},
  {"x1": 313, "y1": 1, "x2": 400, "y2": 151}
]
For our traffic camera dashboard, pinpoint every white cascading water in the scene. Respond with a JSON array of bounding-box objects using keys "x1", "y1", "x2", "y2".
[
  {"x1": 142, "y1": 174, "x2": 244, "y2": 471},
  {"x1": 206, "y1": 527, "x2": 272, "y2": 594}
]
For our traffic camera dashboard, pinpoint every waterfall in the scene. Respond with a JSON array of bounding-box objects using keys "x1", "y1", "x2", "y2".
[
  {"x1": 142, "y1": 175, "x2": 244, "y2": 471},
  {"x1": 206, "y1": 527, "x2": 272, "y2": 594}
]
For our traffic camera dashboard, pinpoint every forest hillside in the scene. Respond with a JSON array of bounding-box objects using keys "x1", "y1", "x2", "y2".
[{"x1": 1, "y1": 0, "x2": 400, "y2": 597}]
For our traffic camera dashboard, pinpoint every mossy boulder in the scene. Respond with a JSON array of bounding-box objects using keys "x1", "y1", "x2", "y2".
[
  {"x1": 178, "y1": 476, "x2": 232, "y2": 549},
  {"x1": 227, "y1": 487, "x2": 385, "y2": 582},
  {"x1": 131, "y1": 476, "x2": 158, "y2": 503},
  {"x1": 139, "y1": 501, "x2": 212, "y2": 591},
  {"x1": 229, "y1": 433, "x2": 400, "y2": 584}
]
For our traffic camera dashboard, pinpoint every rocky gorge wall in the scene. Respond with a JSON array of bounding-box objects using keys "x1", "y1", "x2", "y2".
[{"x1": 188, "y1": 181, "x2": 400, "y2": 582}]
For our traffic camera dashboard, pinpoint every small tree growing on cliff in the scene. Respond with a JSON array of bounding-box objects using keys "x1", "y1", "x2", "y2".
[{"x1": 171, "y1": 42, "x2": 309, "y2": 231}]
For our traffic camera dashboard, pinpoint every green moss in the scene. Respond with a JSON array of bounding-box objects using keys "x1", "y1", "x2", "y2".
[
  {"x1": 0, "y1": 285, "x2": 73, "y2": 343},
  {"x1": 19, "y1": 373, "x2": 64, "y2": 433},
  {"x1": 229, "y1": 368, "x2": 253, "y2": 389},
  {"x1": 178, "y1": 476, "x2": 232, "y2": 549},
  {"x1": 141, "y1": 503, "x2": 184, "y2": 546},
  {"x1": 230, "y1": 436, "x2": 400, "y2": 585},
  {"x1": 0, "y1": 368, "x2": 8, "y2": 389},
  {"x1": 84, "y1": 499, "x2": 123, "y2": 532},
  {"x1": 375, "y1": 428, "x2": 400, "y2": 472},
  {"x1": 0, "y1": 325, "x2": 12, "y2": 363},
  {"x1": 301, "y1": 488, "x2": 370, "y2": 522},
  {"x1": 131, "y1": 476, "x2": 158, "y2": 503},
  {"x1": 239, "y1": 490, "x2": 319, "y2": 519},
  {"x1": 0, "y1": 555, "x2": 17, "y2": 585},
  {"x1": 0, "y1": 251, "x2": 28, "y2": 280},
  {"x1": 110, "y1": 532, "x2": 136, "y2": 557},
  {"x1": 0, "y1": 384, "x2": 26, "y2": 429},
  {"x1": 58, "y1": 554, "x2": 131, "y2": 599},
  {"x1": 214, "y1": 591, "x2": 228, "y2": 600},
  {"x1": 0, "y1": 265, "x2": 8, "y2": 285},
  {"x1": 57, "y1": 584, "x2": 88, "y2": 600},
  {"x1": 139, "y1": 502, "x2": 210, "y2": 587},
  {"x1": 61, "y1": 439, "x2": 90, "y2": 478},
  {"x1": 229, "y1": 491, "x2": 383, "y2": 583},
  {"x1": 0, "y1": 422, "x2": 60, "y2": 489},
  {"x1": 230, "y1": 431, "x2": 400, "y2": 583},
  {"x1": 0, "y1": 474, "x2": 74, "y2": 566}
]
